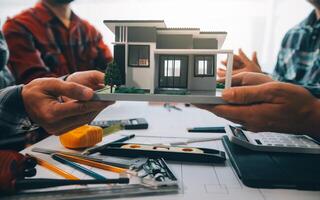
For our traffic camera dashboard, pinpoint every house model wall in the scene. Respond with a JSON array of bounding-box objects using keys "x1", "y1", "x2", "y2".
[{"x1": 104, "y1": 20, "x2": 228, "y2": 95}]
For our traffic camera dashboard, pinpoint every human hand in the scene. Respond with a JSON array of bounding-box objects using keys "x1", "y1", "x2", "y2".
[
  {"x1": 218, "y1": 49, "x2": 262, "y2": 78},
  {"x1": 66, "y1": 70, "x2": 105, "y2": 90},
  {"x1": 196, "y1": 82, "x2": 320, "y2": 137},
  {"x1": 218, "y1": 72, "x2": 274, "y2": 87},
  {"x1": 22, "y1": 78, "x2": 113, "y2": 135}
]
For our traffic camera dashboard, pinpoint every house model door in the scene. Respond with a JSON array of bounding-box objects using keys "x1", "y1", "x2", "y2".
[{"x1": 159, "y1": 55, "x2": 188, "y2": 89}]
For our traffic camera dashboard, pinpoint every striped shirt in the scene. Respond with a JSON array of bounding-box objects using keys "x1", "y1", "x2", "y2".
[
  {"x1": 3, "y1": 2, "x2": 112, "y2": 84},
  {"x1": 273, "y1": 11, "x2": 320, "y2": 98}
]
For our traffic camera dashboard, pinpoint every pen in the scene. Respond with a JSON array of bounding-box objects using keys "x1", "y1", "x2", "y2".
[
  {"x1": 188, "y1": 126, "x2": 243, "y2": 133},
  {"x1": 51, "y1": 154, "x2": 107, "y2": 180},
  {"x1": 28, "y1": 154, "x2": 79, "y2": 180},
  {"x1": 112, "y1": 134, "x2": 135, "y2": 143},
  {"x1": 82, "y1": 134, "x2": 135, "y2": 155},
  {"x1": 152, "y1": 137, "x2": 222, "y2": 146},
  {"x1": 168, "y1": 137, "x2": 222, "y2": 146},
  {"x1": 56, "y1": 153, "x2": 128, "y2": 174}
]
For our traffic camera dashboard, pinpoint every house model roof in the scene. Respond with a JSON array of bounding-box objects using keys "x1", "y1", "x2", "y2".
[
  {"x1": 104, "y1": 20, "x2": 226, "y2": 37},
  {"x1": 103, "y1": 20, "x2": 227, "y2": 48},
  {"x1": 103, "y1": 20, "x2": 167, "y2": 33}
]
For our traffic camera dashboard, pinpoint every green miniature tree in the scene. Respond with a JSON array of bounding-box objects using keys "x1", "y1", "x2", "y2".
[{"x1": 105, "y1": 61, "x2": 122, "y2": 93}]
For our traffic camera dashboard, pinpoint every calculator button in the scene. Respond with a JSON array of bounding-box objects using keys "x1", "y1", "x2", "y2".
[{"x1": 255, "y1": 139, "x2": 262, "y2": 145}]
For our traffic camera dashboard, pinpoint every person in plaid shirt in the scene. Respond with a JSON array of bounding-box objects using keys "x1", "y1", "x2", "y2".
[
  {"x1": 197, "y1": 1, "x2": 320, "y2": 136},
  {"x1": 3, "y1": 0, "x2": 113, "y2": 84},
  {"x1": 218, "y1": 0, "x2": 320, "y2": 98}
]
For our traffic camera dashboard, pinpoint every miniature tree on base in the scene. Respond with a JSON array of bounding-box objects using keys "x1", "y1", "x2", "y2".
[{"x1": 105, "y1": 62, "x2": 122, "y2": 93}]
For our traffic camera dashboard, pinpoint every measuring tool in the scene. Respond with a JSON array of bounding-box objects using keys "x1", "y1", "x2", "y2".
[{"x1": 97, "y1": 143, "x2": 226, "y2": 163}]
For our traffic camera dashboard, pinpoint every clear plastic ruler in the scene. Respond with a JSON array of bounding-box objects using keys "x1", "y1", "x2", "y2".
[{"x1": 4, "y1": 184, "x2": 179, "y2": 200}]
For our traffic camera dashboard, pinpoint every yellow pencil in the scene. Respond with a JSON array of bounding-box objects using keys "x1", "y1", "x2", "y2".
[
  {"x1": 28, "y1": 154, "x2": 79, "y2": 180},
  {"x1": 56, "y1": 153, "x2": 127, "y2": 174}
]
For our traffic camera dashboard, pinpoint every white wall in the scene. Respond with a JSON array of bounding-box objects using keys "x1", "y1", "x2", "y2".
[{"x1": 0, "y1": 0, "x2": 313, "y2": 73}]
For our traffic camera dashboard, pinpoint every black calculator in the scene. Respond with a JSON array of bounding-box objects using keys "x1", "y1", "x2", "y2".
[
  {"x1": 225, "y1": 125, "x2": 320, "y2": 154},
  {"x1": 90, "y1": 118, "x2": 148, "y2": 130}
]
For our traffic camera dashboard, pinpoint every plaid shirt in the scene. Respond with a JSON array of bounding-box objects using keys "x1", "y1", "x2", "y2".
[
  {"x1": 273, "y1": 11, "x2": 320, "y2": 98},
  {"x1": 3, "y1": 2, "x2": 112, "y2": 84}
]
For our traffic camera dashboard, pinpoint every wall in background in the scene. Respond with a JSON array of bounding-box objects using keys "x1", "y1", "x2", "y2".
[{"x1": 0, "y1": 0, "x2": 313, "y2": 73}]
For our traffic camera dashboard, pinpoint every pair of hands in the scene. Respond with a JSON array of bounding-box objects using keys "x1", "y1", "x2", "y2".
[
  {"x1": 199, "y1": 49, "x2": 320, "y2": 136},
  {"x1": 21, "y1": 70, "x2": 112, "y2": 136},
  {"x1": 197, "y1": 72, "x2": 320, "y2": 137},
  {"x1": 218, "y1": 48, "x2": 262, "y2": 78}
]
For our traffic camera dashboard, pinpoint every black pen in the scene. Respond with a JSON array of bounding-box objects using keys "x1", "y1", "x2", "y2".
[
  {"x1": 188, "y1": 126, "x2": 243, "y2": 133},
  {"x1": 82, "y1": 134, "x2": 135, "y2": 155}
]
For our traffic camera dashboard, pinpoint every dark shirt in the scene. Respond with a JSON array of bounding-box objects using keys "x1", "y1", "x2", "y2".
[
  {"x1": 273, "y1": 11, "x2": 320, "y2": 98},
  {"x1": 0, "y1": 31, "x2": 29, "y2": 139},
  {"x1": 0, "y1": 31, "x2": 15, "y2": 88},
  {"x1": 0, "y1": 85, "x2": 31, "y2": 139},
  {"x1": 3, "y1": 2, "x2": 112, "y2": 84}
]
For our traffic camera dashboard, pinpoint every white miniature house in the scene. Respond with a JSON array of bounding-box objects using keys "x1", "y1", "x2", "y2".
[{"x1": 104, "y1": 20, "x2": 233, "y2": 95}]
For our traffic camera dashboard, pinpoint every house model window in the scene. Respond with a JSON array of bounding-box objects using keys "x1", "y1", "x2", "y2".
[
  {"x1": 194, "y1": 56, "x2": 215, "y2": 77},
  {"x1": 128, "y1": 45, "x2": 150, "y2": 67},
  {"x1": 164, "y1": 58, "x2": 181, "y2": 77}
]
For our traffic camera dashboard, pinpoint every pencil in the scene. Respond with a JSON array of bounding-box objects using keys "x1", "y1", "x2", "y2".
[
  {"x1": 56, "y1": 153, "x2": 127, "y2": 174},
  {"x1": 51, "y1": 154, "x2": 107, "y2": 180},
  {"x1": 28, "y1": 154, "x2": 79, "y2": 180}
]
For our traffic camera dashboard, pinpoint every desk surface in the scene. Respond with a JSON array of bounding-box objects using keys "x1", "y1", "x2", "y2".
[{"x1": 21, "y1": 101, "x2": 320, "y2": 200}]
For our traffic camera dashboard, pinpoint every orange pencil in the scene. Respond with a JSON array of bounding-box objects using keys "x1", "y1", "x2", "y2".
[
  {"x1": 28, "y1": 154, "x2": 79, "y2": 180},
  {"x1": 56, "y1": 153, "x2": 127, "y2": 174}
]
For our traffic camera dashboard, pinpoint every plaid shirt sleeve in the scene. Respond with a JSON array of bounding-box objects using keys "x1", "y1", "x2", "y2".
[
  {"x1": 273, "y1": 45, "x2": 320, "y2": 98},
  {"x1": 272, "y1": 11, "x2": 320, "y2": 98},
  {"x1": 3, "y1": 20, "x2": 58, "y2": 84},
  {"x1": 303, "y1": 85, "x2": 320, "y2": 98},
  {"x1": 0, "y1": 85, "x2": 33, "y2": 139},
  {"x1": 94, "y1": 31, "x2": 113, "y2": 69}
]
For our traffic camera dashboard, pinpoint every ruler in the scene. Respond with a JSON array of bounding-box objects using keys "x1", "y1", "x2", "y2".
[{"x1": 4, "y1": 184, "x2": 179, "y2": 200}]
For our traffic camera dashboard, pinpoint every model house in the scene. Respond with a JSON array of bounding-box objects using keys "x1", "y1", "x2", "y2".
[{"x1": 104, "y1": 20, "x2": 231, "y2": 95}]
